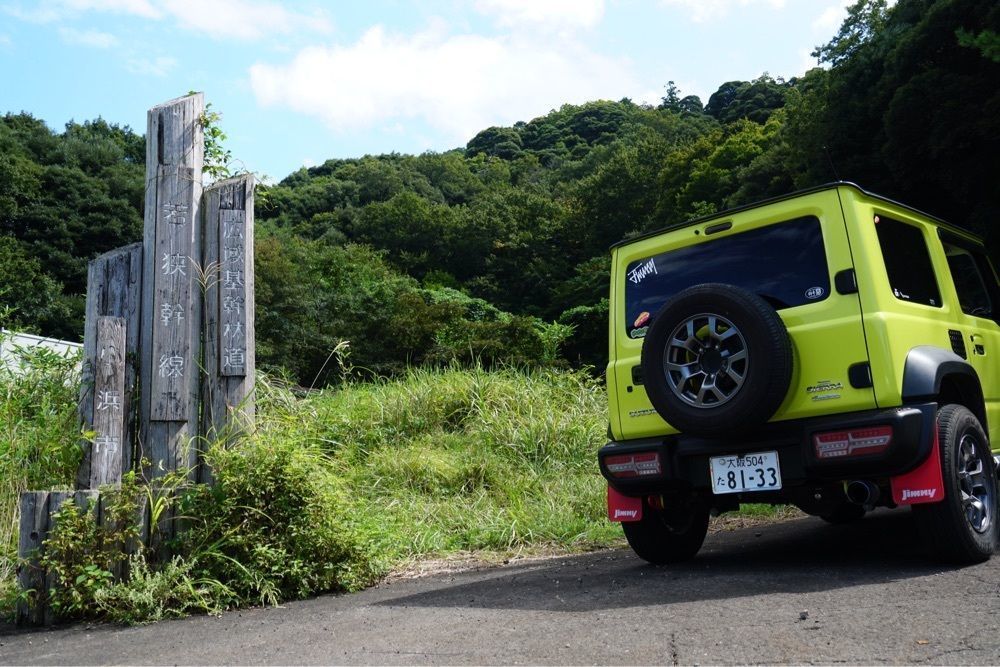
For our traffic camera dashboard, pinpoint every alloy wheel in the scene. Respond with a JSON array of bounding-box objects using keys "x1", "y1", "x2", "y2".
[{"x1": 662, "y1": 313, "x2": 748, "y2": 409}]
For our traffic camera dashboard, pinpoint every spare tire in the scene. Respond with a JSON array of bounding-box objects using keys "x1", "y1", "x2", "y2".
[{"x1": 640, "y1": 283, "x2": 793, "y2": 438}]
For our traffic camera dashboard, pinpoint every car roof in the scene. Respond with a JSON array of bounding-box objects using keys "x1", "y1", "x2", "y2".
[{"x1": 610, "y1": 181, "x2": 982, "y2": 251}]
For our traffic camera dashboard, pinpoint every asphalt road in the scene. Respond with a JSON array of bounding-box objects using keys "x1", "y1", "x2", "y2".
[{"x1": 3, "y1": 509, "x2": 1000, "y2": 665}]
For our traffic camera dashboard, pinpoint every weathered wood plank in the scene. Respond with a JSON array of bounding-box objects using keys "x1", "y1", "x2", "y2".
[
  {"x1": 77, "y1": 244, "x2": 142, "y2": 489},
  {"x1": 18, "y1": 489, "x2": 160, "y2": 625},
  {"x1": 42, "y1": 491, "x2": 72, "y2": 627},
  {"x1": 90, "y1": 318, "x2": 126, "y2": 487},
  {"x1": 128, "y1": 492, "x2": 150, "y2": 561},
  {"x1": 15, "y1": 491, "x2": 49, "y2": 626},
  {"x1": 201, "y1": 175, "x2": 255, "y2": 477},
  {"x1": 139, "y1": 93, "x2": 204, "y2": 480},
  {"x1": 149, "y1": 165, "x2": 195, "y2": 421},
  {"x1": 97, "y1": 489, "x2": 143, "y2": 583},
  {"x1": 73, "y1": 491, "x2": 100, "y2": 520},
  {"x1": 219, "y1": 209, "x2": 247, "y2": 377}
]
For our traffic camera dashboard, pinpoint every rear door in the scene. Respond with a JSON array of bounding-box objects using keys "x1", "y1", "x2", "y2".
[
  {"x1": 611, "y1": 189, "x2": 876, "y2": 441},
  {"x1": 938, "y1": 232, "x2": 1000, "y2": 445}
]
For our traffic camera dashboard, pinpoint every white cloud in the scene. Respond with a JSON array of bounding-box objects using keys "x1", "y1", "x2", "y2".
[
  {"x1": 3, "y1": 0, "x2": 330, "y2": 40},
  {"x1": 159, "y1": 0, "x2": 331, "y2": 40},
  {"x1": 812, "y1": 0, "x2": 852, "y2": 34},
  {"x1": 65, "y1": 0, "x2": 160, "y2": 17},
  {"x1": 58, "y1": 26, "x2": 118, "y2": 48},
  {"x1": 796, "y1": 47, "x2": 818, "y2": 75},
  {"x1": 249, "y1": 23, "x2": 636, "y2": 144},
  {"x1": 812, "y1": 0, "x2": 898, "y2": 34},
  {"x1": 3, "y1": 0, "x2": 160, "y2": 22},
  {"x1": 125, "y1": 55, "x2": 176, "y2": 76},
  {"x1": 475, "y1": 0, "x2": 604, "y2": 30},
  {"x1": 0, "y1": 34, "x2": 11, "y2": 47},
  {"x1": 660, "y1": 0, "x2": 787, "y2": 23}
]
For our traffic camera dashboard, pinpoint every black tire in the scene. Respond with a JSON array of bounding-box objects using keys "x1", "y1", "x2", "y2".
[
  {"x1": 622, "y1": 496, "x2": 710, "y2": 564},
  {"x1": 820, "y1": 502, "x2": 866, "y2": 524},
  {"x1": 641, "y1": 283, "x2": 793, "y2": 438},
  {"x1": 913, "y1": 404, "x2": 998, "y2": 564}
]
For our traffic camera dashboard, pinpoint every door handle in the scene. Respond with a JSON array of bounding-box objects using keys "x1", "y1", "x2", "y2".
[{"x1": 971, "y1": 333, "x2": 986, "y2": 356}]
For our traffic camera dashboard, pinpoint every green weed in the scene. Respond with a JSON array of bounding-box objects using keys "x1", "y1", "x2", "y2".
[{"x1": 0, "y1": 332, "x2": 82, "y2": 582}]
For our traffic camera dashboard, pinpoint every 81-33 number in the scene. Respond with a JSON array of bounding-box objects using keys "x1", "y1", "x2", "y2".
[{"x1": 725, "y1": 467, "x2": 778, "y2": 490}]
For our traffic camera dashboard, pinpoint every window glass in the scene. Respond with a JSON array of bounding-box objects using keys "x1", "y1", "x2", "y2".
[
  {"x1": 941, "y1": 236, "x2": 993, "y2": 318},
  {"x1": 624, "y1": 217, "x2": 829, "y2": 339},
  {"x1": 874, "y1": 215, "x2": 941, "y2": 307}
]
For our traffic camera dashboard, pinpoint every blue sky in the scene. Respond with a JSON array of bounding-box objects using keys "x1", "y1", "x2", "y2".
[{"x1": 1, "y1": 0, "x2": 855, "y2": 181}]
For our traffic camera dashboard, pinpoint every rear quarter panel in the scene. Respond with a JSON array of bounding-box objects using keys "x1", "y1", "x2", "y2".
[{"x1": 840, "y1": 190, "x2": 960, "y2": 409}]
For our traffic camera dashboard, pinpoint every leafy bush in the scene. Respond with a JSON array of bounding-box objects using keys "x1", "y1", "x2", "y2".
[
  {"x1": 39, "y1": 497, "x2": 113, "y2": 618},
  {"x1": 177, "y1": 428, "x2": 382, "y2": 605},
  {"x1": 95, "y1": 556, "x2": 230, "y2": 624},
  {"x1": 36, "y1": 473, "x2": 148, "y2": 619},
  {"x1": 0, "y1": 330, "x2": 82, "y2": 582}
]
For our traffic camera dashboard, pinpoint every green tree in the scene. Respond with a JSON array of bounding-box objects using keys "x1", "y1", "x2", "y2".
[
  {"x1": 466, "y1": 126, "x2": 524, "y2": 160},
  {"x1": 957, "y1": 28, "x2": 1000, "y2": 63},
  {"x1": 812, "y1": 0, "x2": 893, "y2": 66},
  {"x1": 0, "y1": 235, "x2": 70, "y2": 333},
  {"x1": 705, "y1": 74, "x2": 791, "y2": 124}
]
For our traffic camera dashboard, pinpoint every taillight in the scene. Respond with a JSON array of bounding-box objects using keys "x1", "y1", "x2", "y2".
[
  {"x1": 605, "y1": 452, "x2": 662, "y2": 478},
  {"x1": 813, "y1": 426, "x2": 893, "y2": 459}
]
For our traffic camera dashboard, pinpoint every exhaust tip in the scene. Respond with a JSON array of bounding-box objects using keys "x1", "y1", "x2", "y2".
[{"x1": 846, "y1": 480, "x2": 879, "y2": 506}]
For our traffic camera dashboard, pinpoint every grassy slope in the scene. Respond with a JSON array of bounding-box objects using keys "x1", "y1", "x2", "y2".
[{"x1": 257, "y1": 366, "x2": 621, "y2": 568}]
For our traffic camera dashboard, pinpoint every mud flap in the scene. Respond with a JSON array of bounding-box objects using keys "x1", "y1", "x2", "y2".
[
  {"x1": 607, "y1": 485, "x2": 643, "y2": 522},
  {"x1": 890, "y1": 428, "x2": 945, "y2": 505}
]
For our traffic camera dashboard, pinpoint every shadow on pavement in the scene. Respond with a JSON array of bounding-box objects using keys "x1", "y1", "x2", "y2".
[{"x1": 381, "y1": 509, "x2": 959, "y2": 613}]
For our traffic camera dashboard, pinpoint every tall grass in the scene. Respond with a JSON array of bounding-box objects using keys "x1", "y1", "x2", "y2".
[
  {"x1": 260, "y1": 365, "x2": 618, "y2": 562},
  {"x1": 0, "y1": 335, "x2": 82, "y2": 582},
  {"x1": 1, "y1": 359, "x2": 619, "y2": 622}
]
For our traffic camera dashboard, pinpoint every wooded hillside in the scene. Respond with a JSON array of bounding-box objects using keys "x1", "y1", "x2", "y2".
[{"x1": 1, "y1": 0, "x2": 997, "y2": 384}]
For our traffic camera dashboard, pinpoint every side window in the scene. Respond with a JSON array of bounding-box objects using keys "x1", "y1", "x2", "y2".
[
  {"x1": 874, "y1": 215, "x2": 941, "y2": 307},
  {"x1": 941, "y1": 233, "x2": 996, "y2": 319}
]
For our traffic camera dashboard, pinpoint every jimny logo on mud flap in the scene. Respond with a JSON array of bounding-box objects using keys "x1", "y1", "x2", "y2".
[
  {"x1": 902, "y1": 488, "x2": 937, "y2": 501},
  {"x1": 613, "y1": 508, "x2": 639, "y2": 520}
]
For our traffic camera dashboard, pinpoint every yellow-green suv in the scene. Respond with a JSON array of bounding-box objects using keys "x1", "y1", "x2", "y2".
[{"x1": 599, "y1": 182, "x2": 999, "y2": 564}]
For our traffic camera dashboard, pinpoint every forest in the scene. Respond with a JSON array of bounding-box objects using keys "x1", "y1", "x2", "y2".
[{"x1": 1, "y1": 0, "x2": 997, "y2": 386}]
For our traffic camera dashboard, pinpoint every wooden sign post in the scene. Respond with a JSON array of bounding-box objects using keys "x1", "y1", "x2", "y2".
[
  {"x1": 201, "y1": 174, "x2": 256, "y2": 475},
  {"x1": 90, "y1": 317, "x2": 126, "y2": 487},
  {"x1": 77, "y1": 244, "x2": 141, "y2": 488},
  {"x1": 139, "y1": 93, "x2": 204, "y2": 479},
  {"x1": 22, "y1": 91, "x2": 258, "y2": 625}
]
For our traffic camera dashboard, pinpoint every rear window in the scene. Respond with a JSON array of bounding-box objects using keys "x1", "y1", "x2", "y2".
[{"x1": 624, "y1": 216, "x2": 830, "y2": 339}]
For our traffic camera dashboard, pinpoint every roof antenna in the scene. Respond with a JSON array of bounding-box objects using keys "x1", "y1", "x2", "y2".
[{"x1": 823, "y1": 145, "x2": 842, "y2": 182}]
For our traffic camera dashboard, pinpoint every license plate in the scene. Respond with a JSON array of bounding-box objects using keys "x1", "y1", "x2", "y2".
[{"x1": 710, "y1": 451, "x2": 782, "y2": 494}]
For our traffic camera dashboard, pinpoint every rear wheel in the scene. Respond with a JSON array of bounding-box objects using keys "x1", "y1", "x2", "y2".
[
  {"x1": 622, "y1": 496, "x2": 710, "y2": 564},
  {"x1": 913, "y1": 404, "x2": 998, "y2": 563}
]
